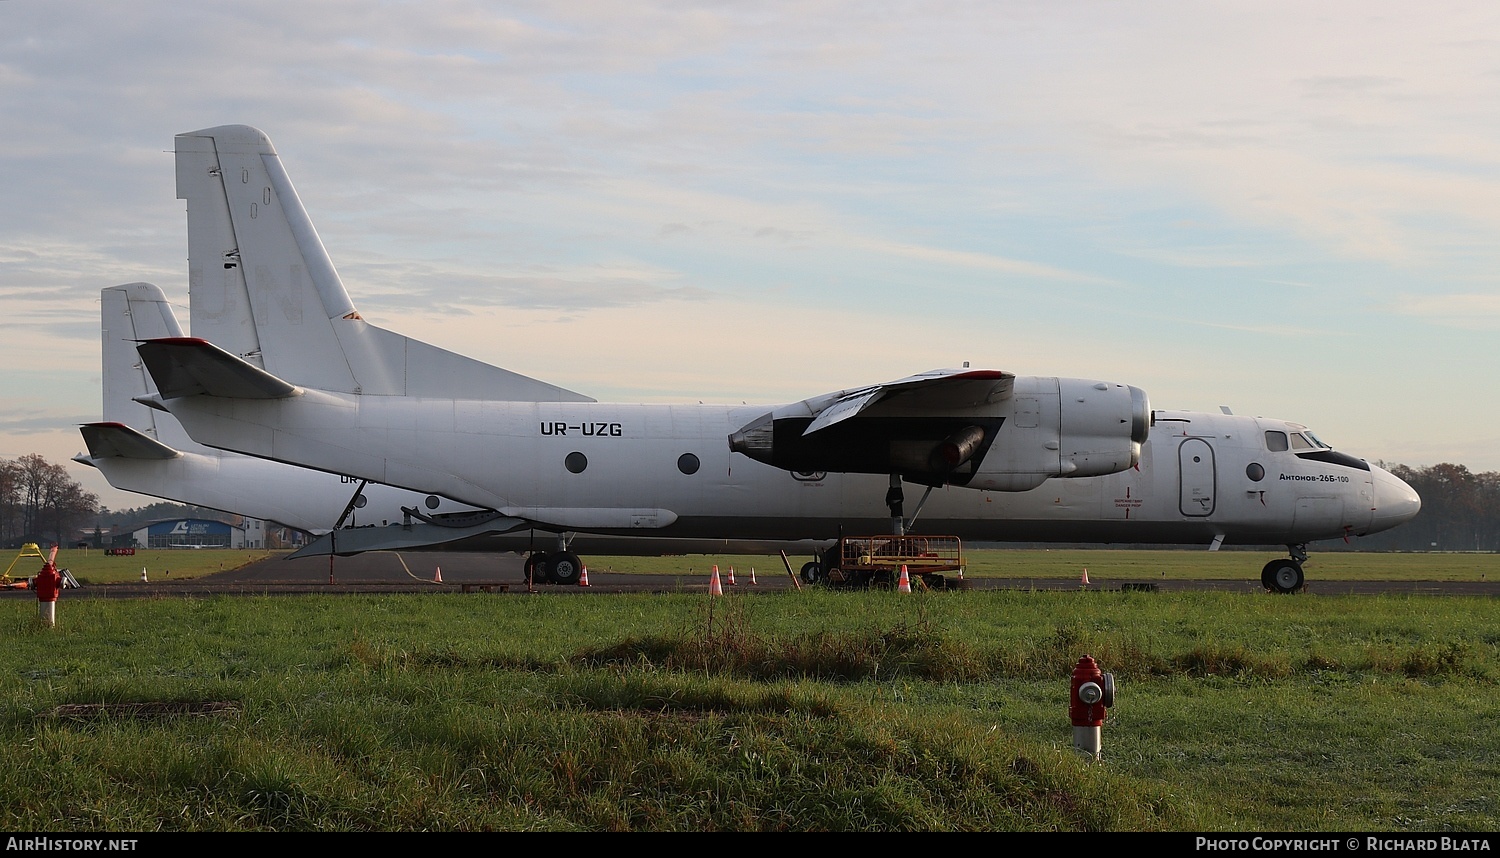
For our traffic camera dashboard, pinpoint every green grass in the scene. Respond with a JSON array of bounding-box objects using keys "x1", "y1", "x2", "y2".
[
  {"x1": 17, "y1": 547, "x2": 1499, "y2": 586},
  {"x1": 582, "y1": 549, "x2": 1500, "y2": 583},
  {"x1": 0, "y1": 588, "x2": 1495, "y2": 831},
  {"x1": 4, "y1": 548, "x2": 278, "y2": 584}
]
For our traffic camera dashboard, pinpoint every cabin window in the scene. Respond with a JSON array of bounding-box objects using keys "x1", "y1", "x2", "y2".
[
  {"x1": 424, "y1": 495, "x2": 440, "y2": 509},
  {"x1": 1264, "y1": 431, "x2": 1288, "y2": 452},
  {"x1": 1246, "y1": 463, "x2": 1265, "y2": 481},
  {"x1": 565, "y1": 452, "x2": 588, "y2": 474},
  {"x1": 677, "y1": 453, "x2": 700, "y2": 475}
]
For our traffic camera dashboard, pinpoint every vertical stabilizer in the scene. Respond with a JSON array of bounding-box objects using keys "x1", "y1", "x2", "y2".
[
  {"x1": 100, "y1": 283, "x2": 197, "y2": 450},
  {"x1": 175, "y1": 125, "x2": 593, "y2": 402},
  {"x1": 176, "y1": 125, "x2": 359, "y2": 390}
]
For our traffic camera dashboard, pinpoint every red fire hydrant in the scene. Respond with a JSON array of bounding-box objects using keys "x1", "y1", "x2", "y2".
[
  {"x1": 34, "y1": 553, "x2": 62, "y2": 628},
  {"x1": 1070, "y1": 654, "x2": 1115, "y2": 761}
]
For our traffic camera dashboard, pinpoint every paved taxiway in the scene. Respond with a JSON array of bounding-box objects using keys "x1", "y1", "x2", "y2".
[{"x1": 3, "y1": 551, "x2": 1497, "y2": 598}]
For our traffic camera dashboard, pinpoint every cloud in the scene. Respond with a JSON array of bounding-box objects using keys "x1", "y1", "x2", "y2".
[
  {"x1": 1389, "y1": 293, "x2": 1500, "y2": 329},
  {"x1": 342, "y1": 262, "x2": 715, "y2": 313},
  {"x1": 6, "y1": 0, "x2": 1500, "y2": 491}
]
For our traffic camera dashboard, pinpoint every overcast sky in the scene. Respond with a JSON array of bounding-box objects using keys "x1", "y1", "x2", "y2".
[{"x1": 4, "y1": 1, "x2": 1499, "y2": 513}]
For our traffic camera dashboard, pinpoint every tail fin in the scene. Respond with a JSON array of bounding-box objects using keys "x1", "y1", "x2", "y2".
[
  {"x1": 97, "y1": 283, "x2": 199, "y2": 451},
  {"x1": 86, "y1": 285, "x2": 494, "y2": 533},
  {"x1": 175, "y1": 125, "x2": 593, "y2": 402}
]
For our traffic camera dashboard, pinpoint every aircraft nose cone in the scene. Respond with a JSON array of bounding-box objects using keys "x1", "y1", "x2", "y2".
[{"x1": 1369, "y1": 465, "x2": 1421, "y2": 534}]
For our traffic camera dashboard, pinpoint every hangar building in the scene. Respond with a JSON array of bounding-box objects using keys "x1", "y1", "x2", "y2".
[{"x1": 127, "y1": 517, "x2": 264, "y2": 550}]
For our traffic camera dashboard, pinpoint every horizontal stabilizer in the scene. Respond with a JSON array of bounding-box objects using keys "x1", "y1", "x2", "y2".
[
  {"x1": 136, "y1": 337, "x2": 300, "y2": 400},
  {"x1": 804, "y1": 368, "x2": 1014, "y2": 435},
  {"x1": 288, "y1": 517, "x2": 529, "y2": 558},
  {"x1": 79, "y1": 422, "x2": 181, "y2": 460}
]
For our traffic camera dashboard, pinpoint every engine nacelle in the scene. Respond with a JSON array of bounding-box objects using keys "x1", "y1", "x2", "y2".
[
  {"x1": 967, "y1": 378, "x2": 1149, "y2": 491},
  {"x1": 729, "y1": 377, "x2": 1149, "y2": 491}
]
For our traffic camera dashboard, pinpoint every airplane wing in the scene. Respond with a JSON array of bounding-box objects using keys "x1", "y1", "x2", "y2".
[
  {"x1": 731, "y1": 367, "x2": 1146, "y2": 489},
  {"x1": 135, "y1": 337, "x2": 300, "y2": 400},
  {"x1": 802, "y1": 369, "x2": 1014, "y2": 435}
]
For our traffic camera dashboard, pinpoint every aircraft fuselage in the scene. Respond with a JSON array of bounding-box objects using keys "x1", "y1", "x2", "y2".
[{"x1": 162, "y1": 387, "x2": 1417, "y2": 550}]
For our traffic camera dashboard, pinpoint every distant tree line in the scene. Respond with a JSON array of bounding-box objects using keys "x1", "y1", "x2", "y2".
[
  {"x1": 1, "y1": 454, "x2": 1495, "y2": 553},
  {"x1": 93, "y1": 500, "x2": 242, "y2": 537},
  {"x1": 0, "y1": 454, "x2": 99, "y2": 548},
  {"x1": 1349, "y1": 463, "x2": 1500, "y2": 552}
]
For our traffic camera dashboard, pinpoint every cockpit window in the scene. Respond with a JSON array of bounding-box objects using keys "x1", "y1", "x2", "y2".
[
  {"x1": 1290, "y1": 433, "x2": 1315, "y2": 450},
  {"x1": 1303, "y1": 430, "x2": 1328, "y2": 449},
  {"x1": 1265, "y1": 431, "x2": 1289, "y2": 452}
]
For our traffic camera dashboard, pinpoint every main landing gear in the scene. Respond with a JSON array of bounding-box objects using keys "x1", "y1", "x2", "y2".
[
  {"x1": 801, "y1": 474, "x2": 918, "y2": 586},
  {"x1": 1261, "y1": 544, "x2": 1308, "y2": 594},
  {"x1": 524, "y1": 534, "x2": 585, "y2": 586},
  {"x1": 799, "y1": 545, "x2": 842, "y2": 586}
]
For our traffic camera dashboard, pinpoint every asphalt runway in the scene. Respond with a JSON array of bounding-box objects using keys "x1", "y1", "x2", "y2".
[{"x1": 5, "y1": 550, "x2": 1498, "y2": 598}]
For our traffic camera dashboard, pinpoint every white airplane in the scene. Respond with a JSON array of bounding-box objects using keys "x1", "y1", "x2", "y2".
[
  {"x1": 132, "y1": 125, "x2": 1418, "y2": 593},
  {"x1": 74, "y1": 282, "x2": 493, "y2": 543},
  {"x1": 81, "y1": 283, "x2": 882, "y2": 560}
]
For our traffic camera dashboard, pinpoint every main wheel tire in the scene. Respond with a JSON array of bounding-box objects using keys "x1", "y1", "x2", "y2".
[
  {"x1": 1260, "y1": 560, "x2": 1276, "y2": 591},
  {"x1": 547, "y1": 551, "x2": 584, "y2": 586},
  {"x1": 525, "y1": 552, "x2": 551, "y2": 584},
  {"x1": 1262, "y1": 559, "x2": 1304, "y2": 594},
  {"x1": 800, "y1": 561, "x2": 825, "y2": 585}
]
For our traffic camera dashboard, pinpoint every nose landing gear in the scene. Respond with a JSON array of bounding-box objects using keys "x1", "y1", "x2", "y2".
[{"x1": 1261, "y1": 544, "x2": 1308, "y2": 594}]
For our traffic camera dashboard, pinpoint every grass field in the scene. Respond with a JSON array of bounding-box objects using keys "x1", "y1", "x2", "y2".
[
  {"x1": 590, "y1": 549, "x2": 1500, "y2": 583},
  {"x1": 13, "y1": 546, "x2": 1500, "y2": 586},
  {"x1": 0, "y1": 566, "x2": 1496, "y2": 831},
  {"x1": 2, "y1": 547, "x2": 280, "y2": 585}
]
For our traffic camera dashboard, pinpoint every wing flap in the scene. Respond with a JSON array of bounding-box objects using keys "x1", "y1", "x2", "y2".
[
  {"x1": 803, "y1": 387, "x2": 883, "y2": 434},
  {"x1": 136, "y1": 337, "x2": 300, "y2": 400}
]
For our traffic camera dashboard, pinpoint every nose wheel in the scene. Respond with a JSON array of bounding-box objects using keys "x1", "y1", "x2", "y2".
[{"x1": 1261, "y1": 558, "x2": 1305, "y2": 594}]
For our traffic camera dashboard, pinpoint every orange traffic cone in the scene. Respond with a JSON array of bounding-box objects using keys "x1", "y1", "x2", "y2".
[
  {"x1": 433, "y1": 566, "x2": 443, "y2": 583},
  {"x1": 727, "y1": 566, "x2": 737, "y2": 586},
  {"x1": 140, "y1": 567, "x2": 148, "y2": 583},
  {"x1": 709, "y1": 565, "x2": 723, "y2": 596},
  {"x1": 749, "y1": 567, "x2": 757, "y2": 585},
  {"x1": 579, "y1": 565, "x2": 590, "y2": 587},
  {"x1": 897, "y1": 564, "x2": 911, "y2": 593},
  {"x1": 1081, "y1": 567, "x2": 1090, "y2": 586}
]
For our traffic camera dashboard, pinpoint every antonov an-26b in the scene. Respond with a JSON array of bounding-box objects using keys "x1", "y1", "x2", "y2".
[{"x1": 109, "y1": 125, "x2": 1418, "y2": 593}]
